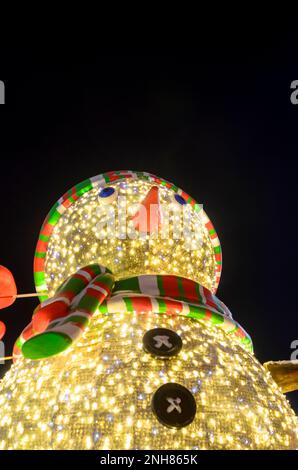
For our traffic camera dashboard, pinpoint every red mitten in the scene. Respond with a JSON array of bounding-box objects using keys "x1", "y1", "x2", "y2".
[{"x1": 0, "y1": 265, "x2": 17, "y2": 309}]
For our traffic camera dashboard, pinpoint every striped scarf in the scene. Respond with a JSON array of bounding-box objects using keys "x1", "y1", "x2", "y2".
[{"x1": 14, "y1": 264, "x2": 253, "y2": 361}]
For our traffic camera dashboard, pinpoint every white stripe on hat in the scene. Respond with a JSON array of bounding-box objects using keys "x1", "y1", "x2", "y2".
[
  {"x1": 57, "y1": 205, "x2": 67, "y2": 215},
  {"x1": 36, "y1": 284, "x2": 48, "y2": 293},
  {"x1": 211, "y1": 237, "x2": 220, "y2": 247},
  {"x1": 221, "y1": 316, "x2": 235, "y2": 332},
  {"x1": 91, "y1": 175, "x2": 105, "y2": 187}
]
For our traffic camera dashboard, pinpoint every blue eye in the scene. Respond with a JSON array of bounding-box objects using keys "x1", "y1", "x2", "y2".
[
  {"x1": 98, "y1": 187, "x2": 117, "y2": 203},
  {"x1": 173, "y1": 194, "x2": 187, "y2": 206},
  {"x1": 99, "y1": 187, "x2": 115, "y2": 198}
]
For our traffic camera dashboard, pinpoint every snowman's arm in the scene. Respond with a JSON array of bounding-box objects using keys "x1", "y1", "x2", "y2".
[
  {"x1": 12, "y1": 264, "x2": 111, "y2": 361},
  {"x1": 263, "y1": 360, "x2": 298, "y2": 393},
  {"x1": 21, "y1": 272, "x2": 115, "y2": 360},
  {"x1": 32, "y1": 264, "x2": 108, "y2": 333}
]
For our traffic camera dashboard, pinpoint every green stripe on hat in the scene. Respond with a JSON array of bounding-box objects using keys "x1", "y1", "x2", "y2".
[
  {"x1": 194, "y1": 204, "x2": 202, "y2": 213},
  {"x1": 76, "y1": 179, "x2": 92, "y2": 196},
  {"x1": 39, "y1": 234, "x2": 50, "y2": 242},
  {"x1": 34, "y1": 271, "x2": 45, "y2": 285}
]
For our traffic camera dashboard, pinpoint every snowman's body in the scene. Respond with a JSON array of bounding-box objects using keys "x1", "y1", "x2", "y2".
[{"x1": 0, "y1": 171, "x2": 297, "y2": 449}]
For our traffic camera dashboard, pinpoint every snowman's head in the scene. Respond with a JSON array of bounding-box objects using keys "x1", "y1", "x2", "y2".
[{"x1": 34, "y1": 171, "x2": 222, "y2": 300}]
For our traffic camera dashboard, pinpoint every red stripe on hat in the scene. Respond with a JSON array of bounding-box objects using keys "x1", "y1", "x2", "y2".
[
  {"x1": 152, "y1": 176, "x2": 161, "y2": 184},
  {"x1": 234, "y1": 327, "x2": 245, "y2": 339},
  {"x1": 42, "y1": 222, "x2": 54, "y2": 237},
  {"x1": 61, "y1": 190, "x2": 70, "y2": 202},
  {"x1": 36, "y1": 239, "x2": 48, "y2": 254},
  {"x1": 71, "y1": 187, "x2": 79, "y2": 201},
  {"x1": 34, "y1": 257, "x2": 45, "y2": 272},
  {"x1": 106, "y1": 172, "x2": 121, "y2": 181},
  {"x1": 62, "y1": 199, "x2": 72, "y2": 209},
  {"x1": 180, "y1": 190, "x2": 189, "y2": 200}
]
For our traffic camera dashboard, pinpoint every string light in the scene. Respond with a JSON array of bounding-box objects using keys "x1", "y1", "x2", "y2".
[
  {"x1": 0, "y1": 312, "x2": 297, "y2": 449},
  {"x1": 0, "y1": 178, "x2": 297, "y2": 449},
  {"x1": 45, "y1": 181, "x2": 217, "y2": 295}
]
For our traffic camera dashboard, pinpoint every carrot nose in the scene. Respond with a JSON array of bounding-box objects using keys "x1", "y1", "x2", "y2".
[{"x1": 132, "y1": 186, "x2": 162, "y2": 234}]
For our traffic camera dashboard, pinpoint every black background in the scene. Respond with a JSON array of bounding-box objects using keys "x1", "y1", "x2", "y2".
[{"x1": 0, "y1": 40, "x2": 297, "y2": 415}]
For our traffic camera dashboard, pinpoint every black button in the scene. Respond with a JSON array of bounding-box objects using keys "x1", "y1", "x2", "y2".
[
  {"x1": 152, "y1": 383, "x2": 197, "y2": 429},
  {"x1": 143, "y1": 328, "x2": 182, "y2": 358}
]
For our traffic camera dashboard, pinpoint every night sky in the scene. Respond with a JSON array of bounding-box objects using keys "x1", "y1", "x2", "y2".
[{"x1": 0, "y1": 42, "x2": 297, "y2": 414}]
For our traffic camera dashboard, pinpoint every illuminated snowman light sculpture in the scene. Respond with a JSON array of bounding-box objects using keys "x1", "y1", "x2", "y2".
[{"x1": 0, "y1": 170, "x2": 297, "y2": 450}]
